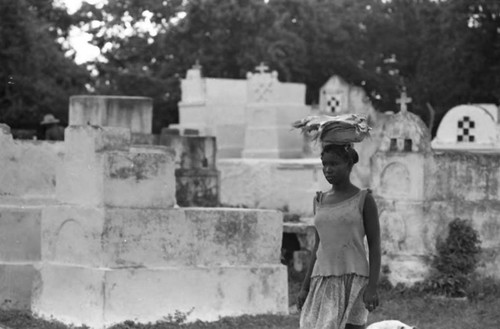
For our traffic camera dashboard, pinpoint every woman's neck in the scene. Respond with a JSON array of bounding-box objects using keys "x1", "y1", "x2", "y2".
[{"x1": 330, "y1": 179, "x2": 353, "y2": 192}]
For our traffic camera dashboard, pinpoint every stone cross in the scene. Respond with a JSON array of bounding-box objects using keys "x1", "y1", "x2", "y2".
[
  {"x1": 192, "y1": 59, "x2": 202, "y2": 70},
  {"x1": 255, "y1": 62, "x2": 269, "y2": 74},
  {"x1": 396, "y1": 88, "x2": 412, "y2": 113}
]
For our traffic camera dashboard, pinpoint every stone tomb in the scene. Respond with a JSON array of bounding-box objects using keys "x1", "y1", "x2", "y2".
[
  {"x1": 176, "y1": 63, "x2": 309, "y2": 158},
  {"x1": 432, "y1": 104, "x2": 500, "y2": 151},
  {"x1": 32, "y1": 125, "x2": 287, "y2": 328}
]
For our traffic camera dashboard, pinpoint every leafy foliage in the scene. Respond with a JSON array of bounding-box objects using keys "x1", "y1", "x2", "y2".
[
  {"x1": 434, "y1": 218, "x2": 482, "y2": 276},
  {"x1": 2, "y1": 0, "x2": 499, "y2": 135},
  {"x1": 71, "y1": 0, "x2": 500, "y2": 135},
  {"x1": 0, "y1": 0, "x2": 89, "y2": 130},
  {"x1": 417, "y1": 218, "x2": 482, "y2": 297}
]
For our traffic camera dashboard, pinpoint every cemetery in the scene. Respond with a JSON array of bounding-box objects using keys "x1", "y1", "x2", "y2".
[{"x1": 0, "y1": 64, "x2": 499, "y2": 329}]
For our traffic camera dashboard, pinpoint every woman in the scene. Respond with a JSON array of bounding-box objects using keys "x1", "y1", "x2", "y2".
[{"x1": 295, "y1": 115, "x2": 381, "y2": 329}]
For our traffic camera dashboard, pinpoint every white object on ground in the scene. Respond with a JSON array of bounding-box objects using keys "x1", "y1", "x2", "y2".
[{"x1": 367, "y1": 320, "x2": 416, "y2": 329}]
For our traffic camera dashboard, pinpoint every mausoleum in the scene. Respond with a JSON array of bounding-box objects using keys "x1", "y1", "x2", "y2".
[{"x1": 175, "y1": 63, "x2": 309, "y2": 158}]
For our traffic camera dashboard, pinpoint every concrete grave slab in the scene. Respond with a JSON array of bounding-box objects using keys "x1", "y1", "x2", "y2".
[{"x1": 70, "y1": 96, "x2": 153, "y2": 134}]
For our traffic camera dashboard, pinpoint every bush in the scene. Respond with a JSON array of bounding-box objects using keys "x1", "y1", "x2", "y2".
[
  {"x1": 433, "y1": 218, "x2": 482, "y2": 276},
  {"x1": 421, "y1": 218, "x2": 482, "y2": 297}
]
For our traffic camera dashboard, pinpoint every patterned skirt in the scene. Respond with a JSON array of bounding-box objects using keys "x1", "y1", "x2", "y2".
[{"x1": 299, "y1": 274, "x2": 369, "y2": 329}]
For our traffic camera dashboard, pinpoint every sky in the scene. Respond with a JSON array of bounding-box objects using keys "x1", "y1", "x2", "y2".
[
  {"x1": 59, "y1": 0, "x2": 104, "y2": 64},
  {"x1": 59, "y1": 0, "x2": 162, "y2": 64}
]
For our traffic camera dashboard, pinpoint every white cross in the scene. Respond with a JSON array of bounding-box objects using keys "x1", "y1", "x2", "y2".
[
  {"x1": 255, "y1": 62, "x2": 269, "y2": 74},
  {"x1": 396, "y1": 89, "x2": 412, "y2": 113}
]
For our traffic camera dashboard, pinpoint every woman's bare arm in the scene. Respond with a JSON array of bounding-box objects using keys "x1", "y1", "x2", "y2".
[
  {"x1": 300, "y1": 228, "x2": 319, "y2": 292},
  {"x1": 363, "y1": 192, "x2": 381, "y2": 288}
]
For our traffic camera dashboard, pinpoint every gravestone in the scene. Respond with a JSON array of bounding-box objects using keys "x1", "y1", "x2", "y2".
[
  {"x1": 431, "y1": 104, "x2": 500, "y2": 151},
  {"x1": 69, "y1": 95, "x2": 153, "y2": 134},
  {"x1": 242, "y1": 63, "x2": 308, "y2": 158},
  {"x1": 175, "y1": 63, "x2": 248, "y2": 157},
  {"x1": 159, "y1": 129, "x2": 219, "y2": 207}
]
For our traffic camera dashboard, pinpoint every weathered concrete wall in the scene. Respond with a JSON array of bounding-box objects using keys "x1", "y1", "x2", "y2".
[
  {"x1": 371, "y1": 150, "x2": 500, "y2": 284},
  {"x1": 242, "y1": 104, "x2": 308, "y2": 159},
  {"x1": 0, "y1": 206, "x2": 43, "y2": 309},
  {"x1": 0, "y1": 131, "x2": 63, "y2": 200},
  {"x1": 0, "y1": 128, "x2": 62, "y2": 309},
  {"x1": 218, "y1": 157, "x2": 372, "y2": 215},
  {"x1": 429, "y1": 152, "x2": 500, "y2": 201},
  {"x1": 56, "y1": 126, "x2": 176, "y2": 208},
  {"x1": 427, "y1": 152, "x2": 500, "y2": 277},
  {"x1": 218, "y1": 158, "x2": 332, "y2": 215},
  {"x1": 40, "y1": 207, "x2": 282, "y2": 268},
  {"x1": 34, "y1": 207, "x2": 288, "y2": 328},
  {"x1": 70, "y1": 95, "x2": 153, "y2": 134}
]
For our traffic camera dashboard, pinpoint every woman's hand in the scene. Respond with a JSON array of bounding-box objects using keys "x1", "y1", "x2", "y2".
[
  {"x1": 297, "y1": 289, "x2": 309, "y2": 311},
  {"x1": 363, "y1": 285, "x2": 379, "y2": 312}
]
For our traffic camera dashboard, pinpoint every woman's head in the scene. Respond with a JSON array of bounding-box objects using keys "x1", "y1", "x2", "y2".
[
  {"x1": 320, "y1": 144, "x2": 359, "y2": 185},
  {"x1": 321, "y1": 144, "x2": 359, "y2": 166}
]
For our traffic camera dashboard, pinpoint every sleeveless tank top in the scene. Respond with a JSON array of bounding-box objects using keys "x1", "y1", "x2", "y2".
[{"x1": 311, "y1": 189, "x2": 370, "y2": 277}]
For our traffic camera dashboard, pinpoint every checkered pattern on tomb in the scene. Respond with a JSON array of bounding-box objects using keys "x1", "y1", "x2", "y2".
[
  {"x1": 457, "y1": 116, "x2": 476, "y2": 142},
  {"x1": 325, "y1": 94, "x2": 342, "y2": 113},
  {"x1": 252, "y1": 76, "x2": 275, "y2": 102}
]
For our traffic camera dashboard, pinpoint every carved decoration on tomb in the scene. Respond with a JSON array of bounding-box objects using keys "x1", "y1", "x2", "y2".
[
  {"x1": 457, "y1": 116, "x2": 476, "y2": 143},
  {"x1": 380, "y1": 161, "x2": 411, "y2": 197},
  {"x1": 246, "y1": 62, "x2": 278, "y2": 103},
  {"x1": 319, "y1": 76, "x2": 348, "y2": 114}
]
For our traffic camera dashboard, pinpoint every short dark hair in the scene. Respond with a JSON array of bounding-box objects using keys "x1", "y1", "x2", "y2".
[{"x1": 321, "y1": 144, "x2": 359, "y2": 166}]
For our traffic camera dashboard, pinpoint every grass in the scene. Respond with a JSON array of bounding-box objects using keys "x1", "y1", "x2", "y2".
[
  {"x1": 1, "y1": 274, "x2": 499, "y2": 329},
  {"x1": 368, "y1": 287, "x2": 500, "y2": 328}
]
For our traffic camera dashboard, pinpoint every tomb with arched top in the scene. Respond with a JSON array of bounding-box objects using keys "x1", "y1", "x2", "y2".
[{"x1": 432, "y1": 104, "x2": 500, "y2": 151}]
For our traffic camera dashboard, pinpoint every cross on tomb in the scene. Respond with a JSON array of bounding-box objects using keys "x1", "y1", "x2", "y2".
[
  {"x1": 255, "y1": 62, "x2": 269, "y2": 74},
  {"x1": 396, "y1": 88, "x2": 412, "y2": 113},
  {"x1": 192, "y1": 59, "x2": 202, "y2": 70},
  {"x1": 457, "y1": 116, "x2": 476, "y2": 142}
]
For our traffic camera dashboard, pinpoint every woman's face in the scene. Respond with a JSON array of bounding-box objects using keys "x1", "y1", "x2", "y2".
[{"x1": 321, "y1": 151, "x2": 351, "y2": 185}]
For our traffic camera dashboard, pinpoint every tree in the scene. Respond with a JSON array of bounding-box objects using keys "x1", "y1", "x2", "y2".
[
  {"x1": 357, "y1": 0, "x2": 500, "y2": 132},
  {"x1": 0, "y1": 0, "x2": 89, "y2": 131},
  {"x1": 74, "y1": 0, "x2": 500, "y2": 135}
]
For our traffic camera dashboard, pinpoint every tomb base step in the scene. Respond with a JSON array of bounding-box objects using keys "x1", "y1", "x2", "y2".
[
  {"x1": 32, "y1": 263, "x2": 288, "y2": 329},
  {"x1": 0, "y1": 263, "x2": 38, "y2": 310}
]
